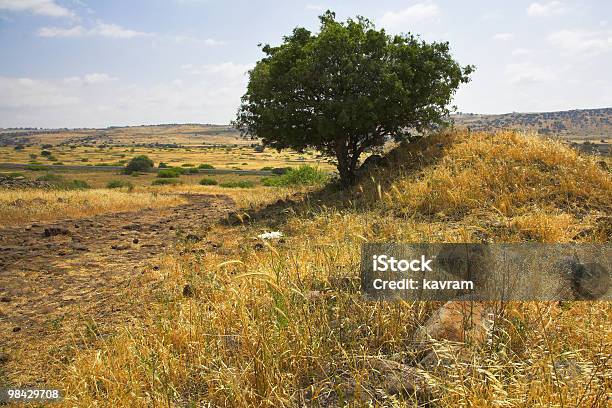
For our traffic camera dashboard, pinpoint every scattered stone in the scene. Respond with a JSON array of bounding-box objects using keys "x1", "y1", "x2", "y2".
[
  {"x1": 0, "y1": 352, "x2": 8, "y2": 363},
  {"x1": 254, "y1": 242, "x2": 264, "y2": 251},
  {"x1": 43, "y1": 227, "x2": 70, "y2": 237},
  {"x1": 152, "y1": 265, "x2": 160, "y2": 271},
  {"x1": 132, "y1": 238, "x2": 139, "y2": 244},
  {"x1": 182, "y1": 284, "x2": 195, "y2": 297},
  {"x1": 0, "y1": 296, "x2": 11, "y2": 302},
  {"x1": 111, "y1": 244, "x2": 131, "y2": 250},
  {"x1": 185, "y1": 234, "x2": 201, "y2": 243},
  {"x1": 12, "y1": 326, "x2": 21, "y2": 333},
  {"x1": 122, "y1": 223, "x2": 142, "y2": 231}
]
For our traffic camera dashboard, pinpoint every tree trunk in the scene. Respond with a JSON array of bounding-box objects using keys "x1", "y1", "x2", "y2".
[{"x1": 335, "y1": 138, "x2": 361, "y2": 187}]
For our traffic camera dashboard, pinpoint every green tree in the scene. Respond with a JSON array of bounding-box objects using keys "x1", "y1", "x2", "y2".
[
  {"x1": 235, "y1": 11, "x2": 473, "y2": 186},
  {"x1": 124, "y1": 155, "x2": 154, "y2": 174}
]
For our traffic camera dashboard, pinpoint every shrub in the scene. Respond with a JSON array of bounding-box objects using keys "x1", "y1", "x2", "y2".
[
  {"x1": 107, "y1": 180, "x2": 134, "y2": 190},
  {"x1": 81, "y1": 158, "x2": 89, "y2": 162},
  {"x1": 271, "y1": 167, "x2": 291, "y2": 175},
  {"x1": 37, "y1": 173, "x2": 90, "y2": 190},
  {"x1": 124, "y1": 155, "x2": 154, "y2": 174},
  {"x1": 158, "y1": 169, "x2": 181, "y2": 178},
  {"x1": 41, "y1": 144, "x2": 53, "y2": 149},
  {"x1": 198, "y1": 163, "x2": 215, "y2": 169},
  {"x1": 52, "y1": 162, "x2": 64, "y2": 165},
  {"x1": 159, "y1": 162, "x2": 169, "y2": 168},
  {"x1": 26, "y1": 164, "x2": 48, "y2": 171},
  {"x1": 14, "y1": 144, "x2": 25, "y2": 151},
  {"x1": 199, "y1": 177, "x2": 218, "y2": 186},
  {"x1": 181, "y1": 163, "x2": 194, "y2": 167},
  {"x1": 152, "y1": 178, "x2": 181, "y2": 186},
  {"x1": 219, "y1": 180, "x2": 255, "y2": 188},
  {"x1": 262, "y1": 165, "x2": 328, "y2": 187},
  {"x1": 41, "y1": 150, "x2": 52, "y2": 157},
  {"x1": 186, "y1": 168, "x2": 199, "y2": 174},
  {"x1": 261, "y1": 166, "x2": 273, "y2": 171},
  {"x1": 29, "y1": 154, "x2": 38, "y2": 160},
  {"x1": 45, "y1": 155, "x2": 57, "y2": 161}
]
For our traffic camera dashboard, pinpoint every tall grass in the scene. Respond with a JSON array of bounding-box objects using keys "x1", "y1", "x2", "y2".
[{"x1": 61, "y1": 130, "x2": 611, "y2": 406}]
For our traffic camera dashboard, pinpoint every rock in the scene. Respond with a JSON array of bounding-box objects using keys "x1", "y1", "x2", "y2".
[
  {"x1": 357, "y1": 154, "x2": 389, "y2": 175},
  {"x1": 182, "y1": 284, "x2": 194, "y2": 297},
  {"x1": 43, "y1": 227, "x2": 70, "y2": 237},
  {"x1": 412, "y1": 300, "x2": 494, "y2": 348},
  {"x1": 0, "y1": 352, "x2": 8, "y2": 363},
  {"x1": 12, "y1": 326, "x2": 21, "y2": 333},
  {"x1": 71, "y1": 244, "x2": 88, "y2": 251},
  {"x1": 111, "y1": 244, "x2": 131, "y2": 250},
  {"x1": 226, "y1": 211, "x2": 249, "y2": 225},
  {"x1": 132, "y1": 238, "x2": 139, "y2": 244},
  {"x1": 597, "y1": 161, "x2": 609, "y2": 171},
  {"x1": 254, "y1": 242, "x2": 264, "y2": 251},
  {"x1": 122, "y1": 223, "x2": 142, "y2": 231},
  {"x1": 0, "y1": 296, "x2": 11, "y2": 302},
  {"x1": 185, "y1": 234, "x2": 201, "y2": 243}
]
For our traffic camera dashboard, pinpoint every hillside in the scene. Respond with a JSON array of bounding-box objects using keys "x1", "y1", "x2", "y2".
[
  {"x1": 0, "y1": 124, "x2": 247, "y2": 147},
  {"x1": 452, "y1": 107, "x2": 612, "y2": 141},
  {"x1": 57, "y1": 130, "x2": 611, "y2": 407}
]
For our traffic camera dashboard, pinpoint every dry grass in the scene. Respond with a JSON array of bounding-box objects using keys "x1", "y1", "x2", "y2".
[
  {"x1": 51, "y1": 131, "x2": 612, "y2": 406},
  {"x1": 0, "y1": 189, "x2": 186, "y2": 226}
]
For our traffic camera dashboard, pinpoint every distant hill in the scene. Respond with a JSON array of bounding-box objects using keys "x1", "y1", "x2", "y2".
[{"x1": 452, "y1": 107, "x2": 612, "y2": 141}]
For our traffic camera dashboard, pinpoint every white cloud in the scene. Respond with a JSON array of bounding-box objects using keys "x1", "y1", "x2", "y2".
[
  {"x1": 527, "y1": 1, "x2": 566, "y2": 17},
  {"x1": 511, "y1": 48, "x2": 533, "y2": 57},
  {"x1": 548, "y1": 29, "x2": 612, "y2": 57},
  {"x1": 0, "y1": 63, "x2": 253, "y2": 127},
  {"x1": 0, "y1": 0, "x2": 75, "y2": 18},
  {"x1": 38, "y1": 21, "x2": 152, "y2": 39},
  {"x1": 63, "y1": 73, "x2": 117, "y2": 85},
  {"x1": 493, "y1": 32, "x2": 514, "y2": 41},
  {"x1": 379, "y1": 1, "x2": 440, "y2": 30},
  {"x1": 505, "y1": 62, "x2": 557, "y2": 86},
  {"x1": 0, "y1": 76, "x2": 79, "y2": 109}
]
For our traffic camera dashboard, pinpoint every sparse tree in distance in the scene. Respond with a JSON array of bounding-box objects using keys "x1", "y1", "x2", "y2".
[
  {"x1": 124, "y1": 155, "x2": 154, "y2": 174},
  {"x1": 235, "y1": 11, "x2": 474, "y2": 186}
]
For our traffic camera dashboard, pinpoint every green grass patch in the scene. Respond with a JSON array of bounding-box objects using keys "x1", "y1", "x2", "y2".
[
  {"x1": 262, "y1": 165, "x2": 328, "y2": 187},
  {"x1": 106, "y1": 180, "x2": 134, "y2": 190},
  {"x1": 152, "y1": 178, "x2": 181, "y2": 186},
  {"x1": 157, "y1": 169, "x2": 182, "y2": 178},
  {"x1": 219, "y1": 180, "x2": 255, "y2": 188},
  {"x1": 37, "y1": 173, "x2": 90, "y2": 190},
  {"x1": 198, "y1": 163, "x2": 215, "y2": 169},
  {"x1": 199, "y1": 177, "x2": 218, "y2": 186}
]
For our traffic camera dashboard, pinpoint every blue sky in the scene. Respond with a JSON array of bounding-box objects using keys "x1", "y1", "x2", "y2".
[{"x1": 1, "y1": 0, "x2": 611, "y2": 128}]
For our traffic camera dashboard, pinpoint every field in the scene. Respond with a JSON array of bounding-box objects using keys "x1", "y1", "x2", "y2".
[{"x1": 0, "y1": 127, "x2": 610, "y2": 407}]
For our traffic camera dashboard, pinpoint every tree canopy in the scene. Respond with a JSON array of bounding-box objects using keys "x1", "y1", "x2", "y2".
[{"x1": 235, "y1": 11, "x2": 474, "y2": 185}]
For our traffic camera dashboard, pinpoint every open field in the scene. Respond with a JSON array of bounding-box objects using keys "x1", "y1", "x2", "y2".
[{"x1": 0, "y1": 129, "x2": 610, "y2": 406}]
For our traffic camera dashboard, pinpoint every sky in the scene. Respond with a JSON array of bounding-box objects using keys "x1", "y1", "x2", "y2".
[{"x1": 0, "y1": 0, "x2": 611, "y2": 128}]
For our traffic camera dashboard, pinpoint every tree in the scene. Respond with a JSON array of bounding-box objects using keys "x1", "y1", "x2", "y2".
[
  {"x1": 124, "y1": 155, "x2": 154, "y2": 174},
  {"x1": 234, "y1": 11, "x2": 474, "y2": 186}
]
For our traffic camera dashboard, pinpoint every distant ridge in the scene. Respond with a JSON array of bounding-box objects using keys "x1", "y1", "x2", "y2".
[{"x1": 452, "y1": 107, "x2": 612, "y2": 140}]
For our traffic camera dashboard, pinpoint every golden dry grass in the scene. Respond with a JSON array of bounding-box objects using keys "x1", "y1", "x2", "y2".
[
  {"x1": 0, "y1": 189, "x2": 186, "y2": 227},
  {"x1": 45, "y1": 131, "x2": 612, "y2": 406}
]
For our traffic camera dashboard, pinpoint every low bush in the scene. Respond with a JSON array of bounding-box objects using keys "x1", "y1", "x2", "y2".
[
  {"x1": 124, "y1": 155, "x2": 154, "y2": 174},
  {"x1": 198, "y1": 177, "x2": 218, "y2": 186},
  {"x1": 152, "y1": 178, "x2": 181, "y2": 186},
  {"x1": 158, "y1": 169, "x2": 181, "y2": 178},
  {"x1": 271, "y1": 167, "x2": 291, "y2": 175},
  {"x1": 26, "y1": 164, "x2": 48, "y2": 171},
  {"x1": 181, "y1": 163, "x2": 194, "y2": 167},
  {"x1": 261, "y1": 166, "x2": 273, "y2": 171},
  {"x1": 219, "y1": 180, "x2": 255, "y2": 188},
  {"x1": 198, "y1": 163, "x2": 215, "y2": 169},
  {"x1": 158, "y1": 162, "x2": 169, "y2": 168},
  {"x1": 37, "y1": 173, "x2": 90, "y2": 190},
  {"x1": 106, "y1": 180, "x2": 134, "y2": 190},
  {"x1": 262, "y1": 165, "x2": 328, "y2": 187}
]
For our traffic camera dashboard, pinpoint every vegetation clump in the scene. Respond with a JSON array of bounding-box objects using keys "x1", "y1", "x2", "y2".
[
  {"x1": 262, "y1": 165, "x2": 328, "y2": 187},
  {"x1": 198, "y1": 163, "x2": 215, "y2": 169},
  {"x1": 198, "y1": 177, "x2": 218, "y2": 186},
  {"x1": 219, "y1": 180, "x2": 254, "y2": 188},
  {"x1": 36, "y1": 173, "x2": 90, "y2": 190},
  {"x1": 152, "y1": 178, "x2": 181, "y2": 186},
  {"x1": 123, "y1": 155, "x2": 154, "y2": 174},
  {"x1": 106, "y1": 180, "x2": 134, "y2": 190}
]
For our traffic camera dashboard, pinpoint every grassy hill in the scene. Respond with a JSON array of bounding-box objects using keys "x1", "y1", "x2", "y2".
[
  {"x1": 453, "y1": 107, "x2": 612, "y2": 141},
  {"x1": 61, "y1": 130, "x2": 611, "y2": 406}
]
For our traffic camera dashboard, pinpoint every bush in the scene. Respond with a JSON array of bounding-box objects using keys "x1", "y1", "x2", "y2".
[
  {"x1": 181, "y1": 163, "x2": 194, "y2": 167},
  {"x1": 261, "y1": 166, "x2": 273, "y2": 171},
  {"x1": 41, "y1": 150, "x2": 52, "y2": 157},
  {"x1": 45, "y1": 155, "x2": 57, "y2": 161},
  {"x1": 124, "y1": 155, "x2": 154, "y2": 174},
  {"x1": 152, "y1": 178, "x2": 181, "y2": 186},
  {"x1": 219, "y1": 180, "x2": 255, "y2": 188},
  {"x1": 199, "y1": 177, "x2": 218, "y2": 186},
  {"x1": 14, "y1": 144, "x2": 25, "y2": 151},
  {"x1": 186, "y1": 168, "x2": 199, "y2": 174},
  {"x1": 157, "y1": 169, "x2": 181, "y2": 178},
  {"x1": 271, "y1": 167, "x2": 291, "y2": 175},
  {"x1": 106, "y1": 180, "x2": 134, "y2": 190},
  {"x1": 81, "y1": 158, "x2": 89, "y2": 162},
  {"x1": 41, "y1": 144, "x2": 53, "y2": 149},
  {"x1": 37, "y1": 173, "x2": 90, "y2": 190},
  {"x1": 52, "y1": 162, "x2": 64, "y2": 165},
  {"x1": 198, "y1": 163, "x2": 215, "y2": 169},
  {"x1": 29, "y1": 154, "x2": 38, "y2": 160},
  {"x1": 26, "y1": 164, "x2": 48, "y2": 171},
  {"x1": 262, "y1": 165, "x2": 328, "y2": 187},
  {"x1": 159, "y1": 162, "x2": 169, "y2": 168}
]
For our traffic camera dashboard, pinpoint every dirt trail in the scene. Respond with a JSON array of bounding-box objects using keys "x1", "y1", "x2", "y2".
[{"x1": 0, "y1": 194, "x2": 235, "y2": 385}]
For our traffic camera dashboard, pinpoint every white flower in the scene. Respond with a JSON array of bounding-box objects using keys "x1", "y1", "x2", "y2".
[{"x1": 257, "y1": 231, "x2": 283, "y2": 240}]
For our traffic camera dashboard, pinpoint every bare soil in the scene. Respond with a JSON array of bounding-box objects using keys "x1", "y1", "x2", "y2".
[{"x1": 0, "y1": 194, "x2": 235, "y2": 386}]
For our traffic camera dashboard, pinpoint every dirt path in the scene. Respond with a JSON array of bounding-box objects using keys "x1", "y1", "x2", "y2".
[{"x1": 0, "y1": 194, "x2": 235, "y2": 386}]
